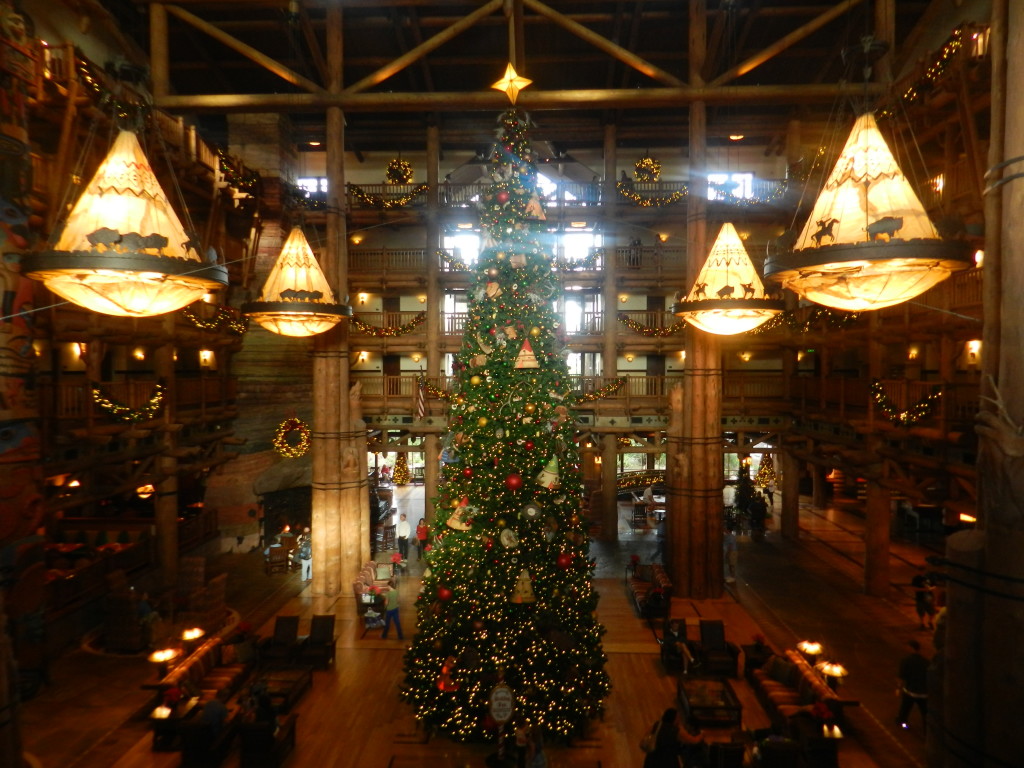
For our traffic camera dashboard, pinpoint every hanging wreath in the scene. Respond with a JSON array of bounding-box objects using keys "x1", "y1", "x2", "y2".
[
  {"x1": 91, "y1": 382, "x2": 165, "y2": 423},
  {"x1": 351, "y1": 312, "x2": 426, "y2": 337},
  {"x1": 634, "y1": 156, "x2": 661, "y2": 183},
  {"x1": 274, "y1": 417, "x2": 312, "y2": 458},
  {"x1": 386, "y1": 158, "x2": 414, "y2": 185}
]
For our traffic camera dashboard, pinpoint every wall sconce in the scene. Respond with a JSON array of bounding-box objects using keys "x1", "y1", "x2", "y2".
[
  {"x1": 136, "y1": 484, "x2": 155, "y2": 499},
  {"x1": 657, "y1": 233, "x2": 669, "y2": 243},
  {"x1": 74, "y1": 342, "x2": 86, "y2": 359},
  {"x1": 796, "y1": 350, "x2": 806, "y2": 362},
  {"x1": 960, "y1": 512, "x2": 977, "y2": 523},
  {"x1": 594, "y1": 455, "x2": 602, "y2": 465},
  {"x1": 350, "y1": 233, "x2": 364, "y2": 245},
  {"x1": 203, "y1": 292, "x2": 216, "y2": 303},
  {"x1": 679, "y1": 350, "x2": 686, "y2": 361},
  {"x1": 966, "y1": 339, "x2": 981, "y2": 364},
  {"x1": 133, "y1": 347, "x2": 146, "y2": 361},
  {"x1": 974, "y1": 249, "x2": 984, "y2": 267},
  {"x1": 357, "y1": 292, "x2": 369, "y2": 305},
  {"x1": 199, "y1": 349, "x2": 215, "y2": 367},
  {"x1": 418, "y1": 295, "x2": 427, "y2": 304},
  {"x1": 739, "y1": 351, "x2": 752, "y2": 362},
  {"x1": 624, "y1": 353, "x2": 635, "y2": 363},
  {"x1": 357, "y1": 351, "x2": 369, "y2": 363},
  {"x1": 619, "y1": 294, "x2": 628, "y2": 303},
  {"x1": 68, "y1": 479, "x2": 81, "y2": 488},
  {"x1": 907, "y1": 345, "x2": 919, "y2": 361},
  {"x1": 411, "y1": 352, "x2": 422, "y2": 363}
]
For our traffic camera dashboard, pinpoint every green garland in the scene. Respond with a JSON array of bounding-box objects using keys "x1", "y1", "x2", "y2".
[
  {"x1": 574, "y1": 378, "x2": 626, "y2": 404},
  {"x1": 438, "y1": 249, "x2": 471, "y2": 270},
  {"x1": 616, "y1": 181, "x2": 688, "y2": 207},
  {"x1": 349, "y1": 183, "x2": 429, "y2": 209},
  {"x1": 351, "y1": 312, "x2": 426, "y2": 337},
  {"x1": 751, "y1": 307, "x2": 860, "y2": 335},
  {"x1": 617, "y1": 313, "x2": 687, "y2": 337},
  {"x1": 91, "y1": 382, "x2": 165, "y2": 423},
  {"x1": 870, "y1": 379, "x2": 943, "y2": 426},
  {"x1": 553, "y1": 251, "x2": 601, "y2": 271},
  {"x1": 617, "y1": 471, "x2": 664, "y2": 491},
  {"x1": 181, "y1": 304, "x2": 248, "y2": 335},
  {"x1": 418, "y1": 375, "x2": 454, "y2": 402}
]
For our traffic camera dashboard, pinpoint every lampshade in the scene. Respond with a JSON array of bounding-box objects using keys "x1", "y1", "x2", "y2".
[
  {"x1": 673, "y1": 222, "x2": 783, "y2": 335},
  {"x1": 23, "y1": 130, "x2": 226, "y2": 316},
  {"x1": 241, "y1": 226, "x2": 351, "y2": 337},
  {"x1": 764, "y1": 112, "x2": 971, "y2": 311}
]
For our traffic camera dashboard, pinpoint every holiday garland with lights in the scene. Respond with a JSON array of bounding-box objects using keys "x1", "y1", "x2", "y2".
[
  {"x1": 392, "y1": 453, "x2": 411, "y2": 485},
  {"x1": 181, "y1": 303, "x2": 248, "y2": 335},
  {"x1": 348, "y1": 182, "x2": 429, "y2": 209},
  {"x1": 402, "y1": 109, "x2": 609, "y2": 742},
  {"x1": 617, "y1": 313, "x2": 687, "y2": 337},
  {"x1": 616, "y1": 181, "x2": 688, "y2": 207},
  {"x1": 273, "y1": 417, "x2": 311, "y2": 458},
  {"x1": 351, "y1": 312, "x2": 426, "y2": 337},
  {"x1": 91, "y1": 382, "x2": 165, "y2": 423},
  {"x1": 751, "y1": 307, "x2": 861, "y2": 335},
  {"x1": 870, "y1": 380, "x2": 943, "y2": 426}
]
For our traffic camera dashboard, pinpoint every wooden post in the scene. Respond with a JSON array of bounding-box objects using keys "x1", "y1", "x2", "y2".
[
  {"x1": 423, "y1": 122, "x2": 441, "y2": 523},
  {"x1": 780, "y1": 449, "x2": 800, "y2": 541},
  {"x1": 600, "y1": 434, "x2": 618, "y2": 540},
  {"x1": 600, "y1": 122, "x2": 620, "y2": 538}
]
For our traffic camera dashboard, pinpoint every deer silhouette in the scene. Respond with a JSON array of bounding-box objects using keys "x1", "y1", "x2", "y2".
[
  {"x1": 811, "y1": 217, "x2": 839, "y2": 246},
  {"x1": 741, "y1": 282, "x2": 756, "y2": 299}
]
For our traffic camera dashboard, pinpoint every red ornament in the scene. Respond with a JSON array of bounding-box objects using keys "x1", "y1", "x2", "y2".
[
  {"x1": 556, "y1": 552, "x2": 573, "y2": 569},
  {"x1": 497, "y1": 190, "x2": 510, "y2": 204},
  {"x1": 505, "y1": 473, "x2": 523, "y2": 491},
  {"x1": 437, "y1": 586, "x2": 453, "y2": 601},
  {"x1": 524, "y1": 440, "x2": 535, "y2": 450},
  {"x1": 484, "y1": 537, "x2": 494, "y2": 550},
  {"x1": 463, "y1": 467, "x2": 474, "y2": 478}
]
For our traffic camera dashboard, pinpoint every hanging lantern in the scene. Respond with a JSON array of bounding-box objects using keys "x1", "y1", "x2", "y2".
[
  {"x1": 23, "y1": 130, "x2": 226, "y2": 317},
  {"x1": 241, "y1": 226, "x2": 352, "y2": 337},
  {"x1": 673, "y1": 223, "x2": 783, "y2": 335},
  {"x1": 764, "y1": 112, "x2": 972, "y2": 311}
]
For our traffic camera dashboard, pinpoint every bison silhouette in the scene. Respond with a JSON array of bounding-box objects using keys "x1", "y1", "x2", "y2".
[
  {"x1": 865, "y1": 216, "x2": 903, "y2": 240},
  {"x1": 717, "y1": 284, "x2": 735, "y2": 299},
  {"x1": 280, "y1": 288, "x2": 324, "y2": 301}
]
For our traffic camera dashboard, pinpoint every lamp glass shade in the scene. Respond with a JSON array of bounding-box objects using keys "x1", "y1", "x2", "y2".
[
  {"x1": 25, "y1": 130, "x2": 225, "y2": 316},
  {"x1": 673, "y1": 222, "x2": 782, "y2": 335},
  {"x1": 766, "y1": 112, "x2": 971, "y2": 311},
  {"x1": 243, "y1": 226, "x2": 351, "y2": 337}
]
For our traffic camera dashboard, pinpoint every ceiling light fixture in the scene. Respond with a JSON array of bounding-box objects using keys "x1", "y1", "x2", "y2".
[{"x1": 764, "y1": 112, "x2": 971, "y2": 311}]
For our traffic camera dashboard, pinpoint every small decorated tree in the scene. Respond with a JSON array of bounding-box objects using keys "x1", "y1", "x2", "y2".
[
  {"x1": 402, "y1": 110, "x2": 609, "y2": 741},
  {"x1": 392, "y1": 453, "x2": 410, "y2": 485}
]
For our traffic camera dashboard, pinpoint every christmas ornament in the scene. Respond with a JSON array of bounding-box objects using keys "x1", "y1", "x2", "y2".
[
  {"x1": 524, "y1": 403, "x2": 536, "y2": 414},
  {"x1": 505, "y1": 473, "x2": 523, "y2": 491},
  {"x1": 524, "y1": 439, "x2": 535, "y2": 450},
  {"x1": 525, "y1": 194, "x2": 545, "y2": 220},
  {"x1": 446, "y1": 497, "x2": 475, "y2": 530},
  {"x1": 485, "y1": 282, "x2": 502, "y2": 298},
  {"x1": 497, "y1": 190, "x2": 510, "y2": 204},
  {"x1": 437, "y1": 586, "x2": 454, "y2": 601},
  {"x1": 510, "y1": 253, "x2": 526, "y2": 268},
  {"x1": 521, "y1": 502, "x2": 542, "y2": 519},
  {"x1": 436, "y1": 655, "x2": 460, "y2": 691},
  {"x1": 499, "y1": 528, "x2": 519, "y2": 548},
  {"x1": 536, "y1": 456, "x2": 560, "y2": 489},
  {"x1": 556, "y1": 552, "x2": 573, "y2": 569},
  {"x1": 510, "y1": 569, "x2": 536, "y2": 604},
  {"x1": 515, "y1": 339, "x2": 540, "y2": 369}
]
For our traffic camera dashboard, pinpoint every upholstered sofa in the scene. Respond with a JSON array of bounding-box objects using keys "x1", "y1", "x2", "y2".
[
  {"x1": 751, "y1": 649, "x2": 859, "y2": 728},
  {"x1": 155, "y1": 637, "x2": 254, "y2": 706},
  {"x1": 624, "y1": 563, "x2": 672, "y2": 619}
]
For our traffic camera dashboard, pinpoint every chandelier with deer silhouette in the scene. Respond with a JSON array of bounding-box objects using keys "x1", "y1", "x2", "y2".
[
  {"x1": 673, "y1": 222, "x2": 783, "y2": 335},
  {"x1": 764, "y1": 112, "x2": 972, "y2": 311}
]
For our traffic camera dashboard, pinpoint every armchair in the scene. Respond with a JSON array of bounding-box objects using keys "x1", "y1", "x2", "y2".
[
  {"x1": 690, "y1": 619, "x2": 740, "y2": 678},
  {"x1": 298, "y1": 614, "x2": 336, "y2": 668},
  {"x1": 258, "y1": 615, "x2": 300, "y2": 663}
]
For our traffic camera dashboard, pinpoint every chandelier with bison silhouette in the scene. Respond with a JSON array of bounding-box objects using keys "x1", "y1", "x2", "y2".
[
  {"x1": 241, "y1": 226, "x2": 352, "y2": 337},
  {"x1": 764, "y1": 112, "x2": 972, "y2": 311}
]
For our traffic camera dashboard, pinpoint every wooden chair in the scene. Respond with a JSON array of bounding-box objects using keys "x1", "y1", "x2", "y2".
[
  {"x1": 691, "y1": 619, "x2": 740, "y2": 677},
  {"x1": 264, "y1": 546, "x2": 289, "y2": 576},
  {"x1": 258, "y1": 615, "x2": 300, "y2": 662},
  {"x1": 298, "y1": 614, "x2": 336, "y2": 668}
]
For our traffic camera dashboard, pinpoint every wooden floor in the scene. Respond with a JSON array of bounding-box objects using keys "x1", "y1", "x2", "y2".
[{"x1": 20, "y1": 489, "x2": 938, "y2": 768}]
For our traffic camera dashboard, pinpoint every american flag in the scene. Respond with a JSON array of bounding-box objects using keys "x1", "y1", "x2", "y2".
[{"x1": 414, "y1": 376, "x2": 426, "y2": 420}]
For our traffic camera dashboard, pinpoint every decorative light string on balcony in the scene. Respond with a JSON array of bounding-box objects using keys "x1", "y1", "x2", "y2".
[
  {"x1": 350, "y1": 312, "x2": 426, "y2": 337},
  {"x1": 617, "y1": 313, "x2": 687, "y2": 336},
  {"x1": 348, "y1": 182, "x2": 429, "y2": 209},
  {"x1": 273, "y1": 417, "x2": 311, "y2": 458},
  {"x1": 616, "y1": 181, "x2": 688, "y2": 207},
  {"x1": 616, "y1": 471, "x2": 663, "y2": 491},
  {"x1": 554, "y1": 251, "x2": 601, "y2": 271},
  {"x1": 181, "y1": 304, "x2": 248, "y2": 335},
  {"x1": 438, "y1": 249, "x2": 471, "y2": 270},
  {"x1": 574, "y1": 378, "x2": 625, "y2": 403},
  {"x1": 418, "y1": 375, "x2": 454, "y2": 402},
  {"x1": 750, "y1": 307, "x2": 861, "y2": 335},
  {"x1": 870, "y1": 380, "x2": 943, "y2": 426},
  {"x1": 881, "y1": 25, "x2": 970, "y2": 117},
  {"x1": 91, "y1": 382, "x2": 165, "y2": 423}
]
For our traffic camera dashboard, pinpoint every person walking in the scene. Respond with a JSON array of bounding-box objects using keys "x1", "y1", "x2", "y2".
[
  {"x1": 381, "y1": 579, "x2": 404, "y2": 640},
  {"x1": 415, "y1": 517, "x2": 429, "y2": 561},
  {"x1": 297, "y1": 527, "x2": 312, "y2": 581},
  {"x1": 896, "y1": 639, "x2": 929, "y2": 731},
  {"x1": 396, "y1": 512, "x2": 411, "y2": 561},
  {"x1": 912, "y1": 565, "x2": 936, "y2": 630},
  {"x1": 723, "y1": 525, "x2": 738, "y2": 583}
]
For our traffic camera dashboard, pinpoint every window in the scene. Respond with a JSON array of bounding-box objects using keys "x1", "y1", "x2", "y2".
[
  {"x1": 707, "y1": 172, "x2": 753, "y2": 201},
  {"x1": 297, "y1": 177, "x2": 328, "y2": 195},
  {"x1": 560, "y1": 231, "x2": 602, "y2": 261},
  {"x1": 443, "y1": 232, "x2": 481, "y2": 265}
]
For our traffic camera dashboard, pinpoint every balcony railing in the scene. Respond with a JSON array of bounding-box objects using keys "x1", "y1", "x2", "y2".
[{"x1": 43, "y1": 378, "x2": 237, "y2": 421}]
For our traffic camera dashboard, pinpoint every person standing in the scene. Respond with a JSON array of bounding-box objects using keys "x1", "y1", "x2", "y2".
[
  {"x1": 911, "y1": 565, "x2": 936, "y2": 630},
  {"x1": 642, "y1": 707, "x2": 706, "y2": 768},
  {"x1": 297, "y1": 527, "x2": 312, "y2": 581},
  {"x1": 381, "y1": 579, "x2": 404, "y2": 640},
  {"x1": 723, "y1": 525, "x2": 738, "y2": 583},
  {"x1": 896, "y1": 639, "x2": 929, "y2": 731},
  {"x1": 396, "y1": 512, "x2": 411, "y2": 561},
  {"x1": 415, "y1": 517, "x2": 429, "y2": 561}
]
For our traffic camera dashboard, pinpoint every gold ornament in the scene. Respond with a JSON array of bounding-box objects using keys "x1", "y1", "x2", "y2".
[
  {"x1": 478, "y1": 416, "x2": 489, "y2": 427},
  {"x1": 470, "y1": 375, "x2": 482, "y2": 386},
  {"x1": 530, "y1": 326, "x2": 541, "y2": 337},
  {"x1": 524, "y1": 403, "x2": 536, "y2": 414}
]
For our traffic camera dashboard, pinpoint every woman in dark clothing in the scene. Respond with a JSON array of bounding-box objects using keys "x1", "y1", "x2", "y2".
[{"x1": 643, "y1": 707, "x2": 706, "y2": 768}]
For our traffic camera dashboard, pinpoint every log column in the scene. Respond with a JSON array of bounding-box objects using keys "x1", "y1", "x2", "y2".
[
  {"x1": 863, "y1": 478, "x2": 890, "y2": 597},
  {"x1": 423, "y1": 122, "x2": 442, "y2": 523},
  {"x1": 600, "y1": 122, "x2": 620, "y2": 539},
  {"x1": 676, "y1": 0, "x2": 723, "y2": 598}
]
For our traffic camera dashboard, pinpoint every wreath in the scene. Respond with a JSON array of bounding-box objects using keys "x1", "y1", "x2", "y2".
[{"x1": 273, "y1": 417, "x2": 311, "y2": 458}]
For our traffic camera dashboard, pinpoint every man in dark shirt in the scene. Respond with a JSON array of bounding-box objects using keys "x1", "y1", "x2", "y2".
[{"x1": 897, "y1": 639, "x2": 929, "y2": 731}]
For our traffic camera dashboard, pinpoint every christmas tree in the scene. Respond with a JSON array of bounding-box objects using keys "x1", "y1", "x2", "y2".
[
  {"x1": 393, "y1": 453, "x2": 410, "y2": 485},
  {"x1": 402, "y1": 110, "x2": 609, "y2": 741},
  {"x1": 754, "y1": 453, "x2": 776, "y2": 488}
]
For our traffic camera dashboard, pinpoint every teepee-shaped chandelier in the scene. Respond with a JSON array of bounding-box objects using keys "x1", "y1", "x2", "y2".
[
  {"x1": 23, "y1": 129, "x2": 226, "y2": 317},
  {"x1": 673, "y1": 223, "x2": 783, "y2": 335},
  {"x1": 764, "y1": 112, "x2": 971, "y2": 311},
  {"x1": 241, "y1": 226, "x2": 351, "y2": 337}
]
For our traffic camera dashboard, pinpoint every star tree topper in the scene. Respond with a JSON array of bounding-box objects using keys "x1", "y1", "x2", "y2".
[{"x1": 491, "y1": 63, "x2": 532, "y2": 104}]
